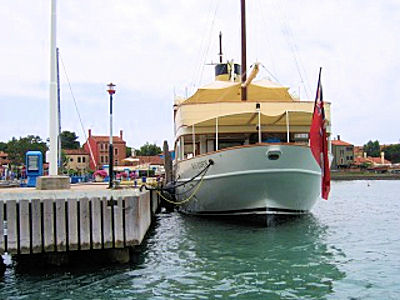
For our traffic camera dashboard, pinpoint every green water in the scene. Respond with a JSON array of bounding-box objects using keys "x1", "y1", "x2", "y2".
[{"x1": 1, "y1": 180, "x2": 399, "y2": 299}]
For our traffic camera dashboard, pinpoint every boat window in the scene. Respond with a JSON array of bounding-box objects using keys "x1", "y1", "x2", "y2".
[{"x1": 267, "y1": 151, "x2": 281, "y2": 160}]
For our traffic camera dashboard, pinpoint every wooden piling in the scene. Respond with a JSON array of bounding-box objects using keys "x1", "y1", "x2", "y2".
[{"x1": 0, "y1": 191, "x2": 156, "y2": 261}]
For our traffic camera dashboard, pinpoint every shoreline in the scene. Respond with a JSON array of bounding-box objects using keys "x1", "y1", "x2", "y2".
[{"x1": 331, "y1": 172, "x2": 400, "y2": 181}]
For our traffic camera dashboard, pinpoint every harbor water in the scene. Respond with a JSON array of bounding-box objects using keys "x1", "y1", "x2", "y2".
[{"x1": 1, "y1": 180, "x2": 399, "y2": 299}]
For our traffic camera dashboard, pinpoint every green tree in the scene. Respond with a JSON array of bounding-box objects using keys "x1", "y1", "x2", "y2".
[
  {"x1": 383, "y1": 144, "x2": 400, "y2": 163},
  {"x1": 60, "y1": 130, "x2": 80, "y2": 149},
  {"x1": 136, "y1": 142, "x2": 162, "y2": 156},
  {"x1": 126, "y1": 146, "x2": 132, "y2": 157},
  {"x1": 6, "y1": 135, "x2": 48, "y2": 165},
  {"x1": 0, "y1": 141, "x2": 6, "y2": 152},
  {"x1": 363, "y1": 140, "x2": 380, "y2": 157}
]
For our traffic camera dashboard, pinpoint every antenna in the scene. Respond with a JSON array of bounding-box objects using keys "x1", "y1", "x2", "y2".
[
  {"x1": 218, "y1": 31, "x2": 223, "y2": 63},
  {"x1": 241, "y1": 0, "x2": 247, "y2": 101}
]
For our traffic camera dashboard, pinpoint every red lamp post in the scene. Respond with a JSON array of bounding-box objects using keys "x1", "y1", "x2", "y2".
[{"x1": 107, "y1": 83, "x2": 116, "y2": 188}]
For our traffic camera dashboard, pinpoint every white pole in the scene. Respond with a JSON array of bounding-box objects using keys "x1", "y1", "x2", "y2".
[
  {"x1": 192, "y1": 125, "x2": 196, "y2": 156},
  {"x1": 49, "y1": 0, "x2": 58, "y2": 176},
  {"x1": 180, "y1": 136, "x2": 185, "y2": 160},
  {"x1": 286, "y1": 110, "x2": 290, "y2": 143},
  {"x1": 216, "y1": 117, "x2": 219, "y2": 150},
  {"x1": 258, "y1": 110, "x2": 261, "y2": 143}
]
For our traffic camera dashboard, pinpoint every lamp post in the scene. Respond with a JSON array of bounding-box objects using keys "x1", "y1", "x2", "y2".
[{"x1": 107, "y1": 83, "x2": 116, "y2": 188}]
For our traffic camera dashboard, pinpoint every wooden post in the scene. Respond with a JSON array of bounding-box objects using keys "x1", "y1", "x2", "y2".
[
  {"x1": 43, "y1": 199, "x2": 55, "y2": 252},
  {"x1": 102, "y1": 197, "x2": 113, "y2": 249},
  {"x1": 31, "y1": 199, "x2": 42, "y2": 253},
  {"x1": 67, "y1": 198, "x2": 78, "y2": 251},
  {"x1": 79, "y1": 197, "x2": 90, "y2": 250},
  {"x1": 7, "y1": 200, "x2": 18, "y2": 254},
  {"x1": 114, "y1": 197, "x2": 124, "y2": 248},
  {"x1": 0, "y1": 201, "x2": 4, "y2": 254},
  {"x1": 163, "y1": 140, "x2": 173, "y2": 184},
  {"x1": 124, "y1": 196, "x2": 139, "y2": 246},
  {"x1": 91, "y1": 197, "x2": 102, "y2": 249},
  {"x1": 55, "y1": 198, "x2": 66, "y2": 252},
  {"x1": 19, "y1": 200, "x2": 30, "y2": 254}
]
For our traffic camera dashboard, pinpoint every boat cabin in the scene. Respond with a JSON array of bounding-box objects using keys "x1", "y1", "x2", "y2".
[{"x1": 174, "y1": 63, "x2": 331, "y2": 161}]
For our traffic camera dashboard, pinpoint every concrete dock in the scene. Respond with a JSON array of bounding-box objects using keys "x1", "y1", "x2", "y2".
[{"x1": 0, "y1": 183, "x2": 159, "y2": 269}]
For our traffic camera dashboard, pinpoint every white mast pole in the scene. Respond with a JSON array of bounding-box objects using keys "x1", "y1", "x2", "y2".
[
  {"x1": 216, "y1": 117, "x2": 219, "y2": 151},
  {"x1": 192, "y1": 125, "x2": 196, "y2": 156},
  {"x1": 49, "y1": 0, "x2": 58, "y2": 176},
  {"x1": 286, "y1": 110, "x2": 290, "y2": 143},
  {"x1": 258, "y1": 110, "x2": 261, "y2": 143}
]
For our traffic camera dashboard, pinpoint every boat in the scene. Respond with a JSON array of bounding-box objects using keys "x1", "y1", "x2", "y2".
[{"x1": 172, "y1": 0, "x2": 331, "y2": 220}]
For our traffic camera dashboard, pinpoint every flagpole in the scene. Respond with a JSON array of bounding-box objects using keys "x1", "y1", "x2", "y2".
[{"x1": 49, "y1": 0, "x2": 58, "y2": 176}]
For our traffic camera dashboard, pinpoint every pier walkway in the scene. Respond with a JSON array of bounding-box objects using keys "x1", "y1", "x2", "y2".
[{"x1": 0, "y1": 183, "x2": 159, "y2": 269}]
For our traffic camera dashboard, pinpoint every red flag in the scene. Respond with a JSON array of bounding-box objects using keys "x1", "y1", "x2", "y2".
[{"x1": 309, "y1": 68, "x2": 330, "y2": 200}]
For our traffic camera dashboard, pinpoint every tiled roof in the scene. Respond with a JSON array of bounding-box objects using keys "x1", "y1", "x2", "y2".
[
  {"x1": 133, "y1": 156, "x2": 163, "y2": 165},
  {"x1": 89, "y1": 136, "x2": 125, "y2": 143},
  {"x1": 64, "y1": 149, "x2": 89, "y2": 155},
  {"x1": 354, "y1": 156, "x2": 391, "y2": 165},
  {"x1": 331, "y1": 140, "x2": 353, "y2": 146}
]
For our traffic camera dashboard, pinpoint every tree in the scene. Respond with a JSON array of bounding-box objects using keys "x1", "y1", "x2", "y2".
[
  {"x1": 126, "y1": 146, "x2": 132, "y2": 157},
  {"x1": 60, "y1": 130, "x2": 80, "y2": 149},
  {"x1": 136, "y1": 142, "x2": 162, "y2": 156},
  {"x1": 6, "y1": 135, "x2": 48, "y2": 165},
  {"x1": 383, "y1": 144, "x2": 400, "y2": 163},
  {"x1": 0, "y1": 142, "x2": 6, "y2": 152},
  {"x1": 363, "y1": 140, "x2": 380, "y2": 157}
]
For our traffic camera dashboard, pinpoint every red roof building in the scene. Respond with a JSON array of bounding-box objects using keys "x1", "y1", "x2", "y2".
[
  {"x1": 83, "y1": 129, "x2": 127, "y2": 170},
  {"x1": 0, "y1": 151, "x2": 10, "y2": 165},
  {"x1": 331, "y1": 136, "x2": 354, "y2": 169}
]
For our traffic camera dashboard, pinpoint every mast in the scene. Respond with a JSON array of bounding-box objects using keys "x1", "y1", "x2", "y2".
[
  {"x1": 49, "y1": 0, "x2": 58, "y2": 175},
  {"x1": 240, "y1": 0, "x2": 247, "y2": 101},
  {"x1": 218, "y1": 31, "x2": 223, "y2": 63},
  {"x1": 56, "y1": 47, "x2": 61, "y2": 172}
]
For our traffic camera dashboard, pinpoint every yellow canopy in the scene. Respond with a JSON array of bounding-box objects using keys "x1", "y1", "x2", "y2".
[
  {"x1": 184, "y1": 79, "x2": 294, "y2": 103},
  {"x1": 192, "y1": 111, "x2": 312, "y2": 127}
]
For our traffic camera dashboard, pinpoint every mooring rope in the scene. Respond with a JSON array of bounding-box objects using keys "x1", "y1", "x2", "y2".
[{"x1": 141, "y1": 159, "x2": 214, "y2": 205}]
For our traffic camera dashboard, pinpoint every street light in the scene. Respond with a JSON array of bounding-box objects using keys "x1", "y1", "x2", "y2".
[{"x1": 107, "y1": 82, "x2": 116, "y2": 188}]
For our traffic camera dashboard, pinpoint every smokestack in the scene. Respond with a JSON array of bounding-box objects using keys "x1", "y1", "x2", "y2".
[
  {"x1": 337, "y1": 135, "x2": 340, "y2": 141},
  {"x1": 120, "y1": 130, "x2": 123, "y2": 139},
  {"x1": 88, "y1": 129, "x2": 92, "y2": 137},
  {"x1": 381, "y1": 151, "x2": 385, "y2": 164}
]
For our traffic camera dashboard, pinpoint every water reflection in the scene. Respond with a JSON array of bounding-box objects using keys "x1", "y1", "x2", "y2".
[
  {"x1": 128, "y1": 212, "x2": 346, "y2": 299},
  {"x1": 0, "y1": 213, "x2": 346, "y2": 299}
]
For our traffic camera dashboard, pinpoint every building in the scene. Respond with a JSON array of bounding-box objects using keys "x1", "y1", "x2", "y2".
[
  {"x1": 64, "y1": 149, "x2": 90, "y2": 174},
  {"x1": 331, "y1": 136, "x2": 354, "y2": 169},
  {"x1": 83, "y1": 129, "x2": 127, "y2": 170},
  {"x1": 0, "y1": 151, "x2": 10, "y2": 166}
]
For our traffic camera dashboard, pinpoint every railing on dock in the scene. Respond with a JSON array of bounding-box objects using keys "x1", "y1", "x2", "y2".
[{"x1": 0, "y1": 192, "x2": 154, "y2": 255}]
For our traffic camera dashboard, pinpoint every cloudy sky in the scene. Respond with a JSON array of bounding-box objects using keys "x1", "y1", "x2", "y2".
[{"x1": 1, "y1": 0, "x2": 399, "y2": 148}]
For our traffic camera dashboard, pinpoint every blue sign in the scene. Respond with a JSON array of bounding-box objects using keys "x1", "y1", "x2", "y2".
[{"x1": 26, "y1": 151, "x2": 43, "y2": 187}]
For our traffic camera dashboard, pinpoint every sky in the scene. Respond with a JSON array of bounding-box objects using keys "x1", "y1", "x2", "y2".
[{"x1": 1, "y1": 0, "x2": 399, "y2": 149}]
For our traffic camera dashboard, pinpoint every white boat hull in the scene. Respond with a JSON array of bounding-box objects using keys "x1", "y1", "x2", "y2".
[{"x1": 174, "y1": 144, "x2": 322, "y2": 216}]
